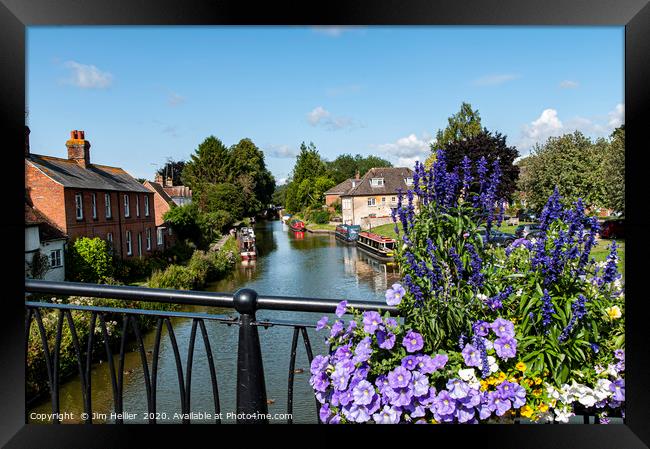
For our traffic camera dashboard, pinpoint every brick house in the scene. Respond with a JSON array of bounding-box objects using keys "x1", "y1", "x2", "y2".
[
  {"x1": 142, "y1": 180, "x2": 178, "y2": 250},
  {"x1": 340, "y1": 167, "x2": 417, "y2": 229},
  {"x1": 25, "y1": 129, "x2": 157, "y2": 259},
  {"x1": 154, "y1": 174, "x2": 193, "y2": 206}
]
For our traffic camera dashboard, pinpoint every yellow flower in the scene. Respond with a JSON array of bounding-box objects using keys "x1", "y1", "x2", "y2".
[
  {"x1": 497, "y1": 372, "x2": 507, "y2": 383},
  {"x1": 533, "y1": 388, "x2": 543, "y2": 397},
  {"x1": 480, "y1": 380, "x2": 489, "y2": 391},
  {"x1": 606, "y1": 305, "x2": 622, "y2": 320},
  {"x1": 487, "y1": 377, "x2": 496, "y2": 386},
  {"x1": 520, "y1": 405, "x2": 533, "y2": 418},
  {"x1": 534, "y1": 377, "x2": 542, "y2": 385},
  {"x1": 524, "y1": 379, "x2": 534, "y2": 387},
  {"x1": 516, "y1": 361, "x2": 527, "y2": 372},
  {"x1": 539, "y1": 402, "x2": 549, "y2": 412}
]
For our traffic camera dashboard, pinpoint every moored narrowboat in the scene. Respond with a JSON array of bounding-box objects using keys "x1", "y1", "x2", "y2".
[
  {"x1": 237, "y1": 227, "x2": 257, "y2": 260},
  {"x1": 356, "y1": 231, "x2": 396, "y2": 262},
  {"x1": 335, "y1": 224, "x2": 361, "y2": 244},
  {"x1": 289, "y1": 219, "x2": 306, "y2": 232}
]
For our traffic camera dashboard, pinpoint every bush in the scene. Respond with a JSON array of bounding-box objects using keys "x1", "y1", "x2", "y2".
[
  {"x1": 148, "y1": 265, "x2": 196, "y2": 290},
  {"x1": 311, "y1": 210, "x2": 330, "y2": 224},
  {"x1": 66, "y1": 237, "x2": 114, "y2": 283}
]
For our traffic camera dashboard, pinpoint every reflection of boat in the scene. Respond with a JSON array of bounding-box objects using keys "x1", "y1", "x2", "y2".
[
  {"x1": 356, "y1": 231, "x2": 396, "y2": 262},
  {"x1": 294, "y1": 231, "x2": 305, "y2": 239},
  {"x1": 237, "y1": 227, "x2": 257, "y2": 260},
  {"x1": 289, "y1": 219, "x2": 306, "y2": 232},
  {"x1": 335, "y1": 224, "x2": 361, "y2": 244}
]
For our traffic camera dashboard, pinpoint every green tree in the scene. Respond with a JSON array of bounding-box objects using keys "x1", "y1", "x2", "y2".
[
  {"x1": 425, "y1": 102, "x2": 483, "y2": 167},
  {"x1": 601, "y1": 125, "x2": 625, "y2": 214},
  {"x1": 163, "y1": 203, "x2": 202, "y2": 245},
  {"x1": 521, "y1": 131, "x2": 607, "y2": 210},
  {"x1": 437, "y1": 130, "x2": 520, "y2": 201},
  {"x1": 292, "y1": 142, "x2": 327, "y2": 184},
  {"x1": 354, "y1": 155, "x2": 392, "y2": 177},
  {"x1": 230, "y1": 138, "x2": 276, "y2": 213},
  {"x1": 156, "y1": 158, "x2": 186, "y2": 186},
  {"x1": 272, "y1": 183, "x2": 289, "y2": 206},
  {"x1": 66, "y1": 237, "x2": 114, "y2": 283},
  {"x1": 327, "y1": 154, "x2": 393, "y2": 184},
  {"x1": 181, "y1": 136, "x2": 232, "y2": 195},
  {"x1": 199, "y1": 182, "x2": 246, "y2": 219}
]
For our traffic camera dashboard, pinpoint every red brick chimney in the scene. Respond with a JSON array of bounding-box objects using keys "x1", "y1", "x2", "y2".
[
  {"x1": 355, "y1": 169, "x2": 360, "y2": 180},
  {"x1": 66, "y1": 130, "x2": 91, "y2": 168},
  {"x1": 25, "y1": 126, "x2": 30, "y2": 157}
]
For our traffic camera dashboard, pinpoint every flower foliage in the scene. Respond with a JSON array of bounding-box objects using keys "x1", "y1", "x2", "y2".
[{"x1": 311, "y1": 150, "x2": 624, "y2": 424}]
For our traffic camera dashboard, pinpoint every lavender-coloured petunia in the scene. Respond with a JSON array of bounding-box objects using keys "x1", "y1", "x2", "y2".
[
  {"x1": 353, "y1": 337, "x2": 373, "y2": 363},
  {"x1": 432, "y1": 353, "x2": 449, "y2": 370},
  {"x1": 487, "y1": 391, "x2": 512, "y2": 416},
  {"x1": 330, "y1": 320, "x2": 344, "y2": 338},
  {"x1": 433, "y1": 390, "x2": 456, "y2": 416},
  {"x1": 411, "y1": 370, "x2": 430, "y2": 397},
  {"x1": 446, "y1": 378, "x2": 470, "y2": 400},
  {"x1": 403, "y1": 330, "x2": 424, "y2": 353},
  {"x1": 309, "y1": 372, "x2": 329, "y2": 392},
  {"x1": 459, "y1": 388, "x2": 481, "y2": 408},
  {"x1": 376, "y1": 330, "x2": 396, "y2": 349},
  {"x1": 511, "y1": 383, "x2": 527, "y2": 408},
  {"x1": 362, "y1": 311, "x2": 382, "y2": 334},
  {"x1": 456, "y1": 405, "x2": 476, "y2": 423},
  {"x1": 416, "y1": 354, "x2": 437, "y2": 374},
  {"x1": 335, "y1": 300, "x2": 348, "y2": 318},
  {"x1": 461, "y1": 343, "x2": 481, "y2": 367},
  {"x1": 310, "y1": 354, "x2": 329, "y2": 375},
  {"x1": 319, "y1": 403, "x2": 331, "y2": 423},
  {"x1": 493, "y1": 335, "x2": 517, "y2": 360},
  {"x1": 496, "y1": 380, "x2": 516, "y2": 400},
  {"x1": 388, "y1": 366, "x2": 412, "y2": 389},
  {"x1": 328, "y1": 414, "x2": 341, "y2": 424},
  {"x1": 352, "y1": 380, "x2": 376, "y2": 406},
  {"x1": 385, "y1": 283, "x2": 406, "y2": 306},
  {"x1": 491, "y1": 318, "x2": 515, "y2": 338},
  {"x1": 401, "y1": 355, "x2": 419, "y2": 371},
  {"x1": 472, "y1": 320, "x2": 490, "y2": 337},
  {"x1": 316, "y1": 316, "x2": 328, "y2": 331},
  {"x1": 387, "y1": 386, "x2": 414, "y2": 407},
  {"x1": 373, "y1": 405, "x2": 401, "y2": 424},
  {"x1": 384, "y1": 317, "x2": 399, "y2": 329},
  {"x1": 610, "y1": 379, "x2": 625, "y2": 402}
]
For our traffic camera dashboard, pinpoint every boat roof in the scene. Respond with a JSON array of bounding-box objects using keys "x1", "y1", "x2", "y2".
[{"x1": 359, "y1": 231, "x2": 396, "y2": 243}]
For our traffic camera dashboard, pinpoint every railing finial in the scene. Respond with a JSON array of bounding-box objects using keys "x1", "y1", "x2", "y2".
[{"x1": 233, "y1": 288, "x2": 258, "y2": 314}]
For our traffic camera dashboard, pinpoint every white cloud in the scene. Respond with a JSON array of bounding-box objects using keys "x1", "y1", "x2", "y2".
[
  {"x1": 168, "y1": 92, "x2": 186, "y2": 107},
  {"x1": 306, "y1": 106, "x2": 362, "y2": 131},
  {"x1": 266, "y1": 144, "x2": 297, "y2": 158},
  {"x1": 63, "y1": 61, "x2": 113, "y2": 89},
  {"x1": 518, "y1": 104, "x2": 625, "y2": 151},
  {"x1": 472, "y1": 73, "x2": 520, "y2": 86},
  {"x1": 277, "y1": 177, "x2": 288, "y2": 186},
  {"x1": 374, "y1": 133, "x2": 434, "y2": 168},
  {"x1": 608, "y1": 103, "x2": 624, "y2": 128},
  {"x1": 559, "y1": 80, "x2": 580, "y2": 89}
]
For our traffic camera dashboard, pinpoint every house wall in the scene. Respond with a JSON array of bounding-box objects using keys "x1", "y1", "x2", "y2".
[
  {"x1": 26, "y1": 163, "x2": 67, "y2": 230},
  {"x1": 325, "y1": 194, "x2": 341, "y2": 207},
  {"x1": 40, "y1": 239, "x2": 66, "y2": 282},
  {"x1": 342, "y1": 194, "x2": 400, "y2": 226}
]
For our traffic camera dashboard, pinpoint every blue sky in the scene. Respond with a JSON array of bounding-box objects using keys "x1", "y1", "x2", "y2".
[{"x1": 27, "y1": 26, "x2": 624, "y2": 184}]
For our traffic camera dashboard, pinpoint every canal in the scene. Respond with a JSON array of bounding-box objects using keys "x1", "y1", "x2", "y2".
[{"x1": 29, "y1": 219, "x2": 400, "y2": 424}]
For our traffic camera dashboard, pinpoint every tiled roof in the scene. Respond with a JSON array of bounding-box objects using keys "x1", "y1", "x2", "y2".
[
  {"x1": 325, "y1": 178, "x2": 355, "y2": 195},
  {"x1": 144, "y1": 180, "x2": 174, "y2": 203},
  {"x1": 25, "y1": 204, "x2": 67, "y2": 241},
  {"x1": 342, "y1": 167, "x2": 414, "y2": 196},
  {"x1": 26, "y1": 154, "x2": 150, "y2": 193},
  {"x1": 163, "y1": 185, "x2": 192, "y2": 198}
]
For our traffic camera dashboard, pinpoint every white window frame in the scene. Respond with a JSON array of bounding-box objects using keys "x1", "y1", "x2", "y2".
[
  {"x1": 91, "y1": 193, "x2": 97, "y2": 219},
  {"x1": 144, "y1": 195, "x2": 150, "y2": 216},
  {"x1": 124, "y1": 194, "x2": 130, "y2": 217},
  {"x1": 126, "y1": 231, "x2": 132, "y2": 255},
  {"x1": 405, "y1": 177, "x2": 414, "y2": 186},
  {"x1": 157, "y1": 228, "x2": 164, "y2": 245},
  {"x1": 49, "y1": 249, "x2": 62, "y2": 268},
  {"x1": 136, "y1": 195, "x2": 140, "y2": 217},
  {"x1": 342, "y1": 198, "x2": 352, "y2": 210},
  {"x1": 137, "y1": 233, "x2": 142, "y2": 257},
  {"x1": 146, "y1": 228, "x2": 151, "y2": 250},
  {"x1": 367, "y1": 197, "x2": 376, "y2": 207},
  {"x1": 75, "y1": 193, "x2": 83, "y2": 220},
  {"x1": 105, "y1": 193, "x2": 112, "y2": 218},
  {"x1": 370, "y1": 178, "x2": 384, "y2": 187}
]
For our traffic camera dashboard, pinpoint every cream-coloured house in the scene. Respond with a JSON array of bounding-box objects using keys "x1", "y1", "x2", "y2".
[{"x1": 340, "y1": 167, "x2": 417, "y2": 229}]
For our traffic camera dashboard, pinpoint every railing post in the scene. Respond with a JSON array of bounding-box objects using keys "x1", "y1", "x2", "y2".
[{"x1": 233, "y1": 288, "x2": 268, "y2": 423}]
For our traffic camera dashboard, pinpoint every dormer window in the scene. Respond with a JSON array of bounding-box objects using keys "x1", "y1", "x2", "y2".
[
  {"x1": 405, "y1": 177, "x2": 414, "y2": 186},
  {"x1": 370, "y1": 178, "x2": 384, "y2": 187}
]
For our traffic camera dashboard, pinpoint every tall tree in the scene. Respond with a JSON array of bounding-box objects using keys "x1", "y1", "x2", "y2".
[
  {"x1": 601, "y1": 125, "x2": 625, "y2": 214},
  {"x1": 425, "y1": 102, "x2": 484, "y2": 167},
  {"x1": 292, "y1": 142, "x2": 327, "y2": 184},
  {"x1": 354, "y1": 154, "x2": 392, "y2": 176},
  {"x1": 327, "y1": 153, "x2": 392, "y2": 184},
  {"x1": 156, "y1": 159, "x2": 186, "y2": 185},
  {"x1": 181, "y1": 136, "x2": 231, "y2": 194},
  {"x1": 440, "y1": 130, "x2": 520, "y2": 201},
  {"x1": 520, "y1": 131, "x2": 607, "y2": 210}
]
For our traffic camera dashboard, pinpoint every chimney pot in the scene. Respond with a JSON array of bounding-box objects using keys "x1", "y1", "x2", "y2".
[
  {"x1": 70, "y1": 130, "x2": 76, "y2": 139},
  {"x1": 79, "y1": 130, "x2": 85, "y2": 139}
]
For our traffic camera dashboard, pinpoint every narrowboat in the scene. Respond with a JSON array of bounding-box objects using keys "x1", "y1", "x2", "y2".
[
  {"x1": 237, "y1": 227, "x2": 257, "y2": 260},
  {"x1": 335, "y1": 224, "x2": 361, "y2": 244},
  {"x1": 355, "y1": 231, "x2": 396, "y2": 262},
  {"x1": 289, "y1": 219, "x2": 306, "y2": 232}
]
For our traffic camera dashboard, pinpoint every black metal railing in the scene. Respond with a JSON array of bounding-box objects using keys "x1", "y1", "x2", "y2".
[{"x1": 24, "y1": 279, "x2": 397, "y2": 424}]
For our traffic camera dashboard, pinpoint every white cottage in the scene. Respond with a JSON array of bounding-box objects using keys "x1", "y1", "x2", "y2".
[{"x1": 25, "y1": 204, "x2": 68, "y2": 281}]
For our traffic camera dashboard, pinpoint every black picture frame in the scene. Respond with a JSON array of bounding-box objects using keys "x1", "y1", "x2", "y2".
[{"x1": 2, "y1": 0, "x2": 649, "y2": 446}]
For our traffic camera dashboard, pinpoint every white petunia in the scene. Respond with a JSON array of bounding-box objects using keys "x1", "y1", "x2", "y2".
[
  {"x1": 458, "y1": 368, "x2": 481, "y2": 389},
  {"x1": 487, "y1": 356, "x2": 499, "y2": 374},
  {"x1": 554, "y1": 406, "x2": 574, "y2": 423}
]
